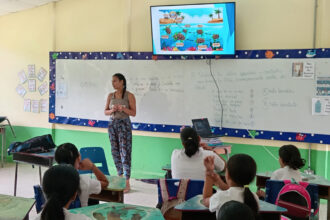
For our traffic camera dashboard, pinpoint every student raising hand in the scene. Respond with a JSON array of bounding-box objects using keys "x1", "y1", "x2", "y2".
[{"x1": 204, "y1": 156, "x2": 215, "y2": 173}]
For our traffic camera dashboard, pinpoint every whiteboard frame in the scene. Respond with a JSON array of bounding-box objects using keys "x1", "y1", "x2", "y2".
[{"x1": 49, "y1": 49, "x2": 330, "y2": 144}]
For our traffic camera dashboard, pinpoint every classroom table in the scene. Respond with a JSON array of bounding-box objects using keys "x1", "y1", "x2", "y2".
[
  {"x1": 90, "y1": 175, "x2": 126, "y2": 203},
  {"x1": 174, "y1": 194, "x2": 287, "y2": 220},
  {"x1": 0, "y1": 194, "x2": 35, "y2": 220},
  {"x1": 256, "y1": 171, "x2": 330, "y2": 219},
  {"x1": 12, "y1": 149, "x2": 55, "y2": 196},
  {"x1": 69, "y1": 201, "x2": 165, "y2": 220}
]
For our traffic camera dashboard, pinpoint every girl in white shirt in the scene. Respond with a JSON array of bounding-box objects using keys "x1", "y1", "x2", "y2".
[
  {"x1": 171, "y1": 127, "x2": 225, "y2": 180},
  {"x1": 257, "y1": 145, "x2": 305, "y2": 198},
  {"x1": 203, "y1": 154, "x2": 260, "y2": 219},
  {"x1": 34, "y1": 164, "x2": 91, "y2": 220},
  {"x1": 271, "y1": 144, "x2": 305, "y2": 181},
  {"x1": 55, "y1": 143, "x2": 109, "y2": 207}
]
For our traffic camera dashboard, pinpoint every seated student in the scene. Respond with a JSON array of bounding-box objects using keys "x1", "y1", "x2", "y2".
[
  {"x1": 218, "y1": 200, "x2": 255, "y2": 220},
  {"x1": 257, "y1": 144, "x2": 305, "y2": 198},
  {"x1": 171, "y1": 127, "x2": 225, "y2": 180},
  {"x1": 271, "y1": 144, "x2": 305, "y2": 181},
  {"x1": 55, "y1": 143, "x2": 109, "y2": 207},
  {"x1": 203, "y1": 154, "x2": 259, "y2": 219},
  {"x1": 34, "y1": 164, "x2": 91, "y2": 220}
]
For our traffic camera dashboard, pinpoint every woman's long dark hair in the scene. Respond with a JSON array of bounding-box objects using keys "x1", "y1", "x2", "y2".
[
  {"x1": 227, "y1": 154, "x2": 259, "y2": 219},
  {"x1": 55, "y1": 143, "x2": 79, "y2": 166},
  {"x1": 279, "y1": 145, "x2": 305, "y2": 170},
  {"x1": 180, "y1": 127, "x2": 199, "y2": 157},
  {"x1": 41, "y1": 164, "x2": 80, "y2": 220},
  {"x1": 113, "y1": 73, "x2": 126, "y2": 99}
]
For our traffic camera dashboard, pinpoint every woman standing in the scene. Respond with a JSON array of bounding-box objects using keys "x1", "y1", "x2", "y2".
[{"x1": 105, "y1": 73, "x2": 136, "y2": 193}]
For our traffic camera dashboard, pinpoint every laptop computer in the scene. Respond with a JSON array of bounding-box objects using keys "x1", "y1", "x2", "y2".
[{"x1": 192, "y1": 118, "x2": 222, "y2": 138}]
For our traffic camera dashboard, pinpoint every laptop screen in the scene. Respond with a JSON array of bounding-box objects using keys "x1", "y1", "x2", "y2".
[{"x1": 192, "y1": 119, "x2": 212, "y2": 136}]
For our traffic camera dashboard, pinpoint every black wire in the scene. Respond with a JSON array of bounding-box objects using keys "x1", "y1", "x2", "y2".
[{"x1": 207, "y1": 59, "x2": 224, "y2": 128}]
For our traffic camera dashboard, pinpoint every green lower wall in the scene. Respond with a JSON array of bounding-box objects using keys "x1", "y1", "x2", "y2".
[{"x1": 1, "y1": 126, "x2": 329, "y2": 181}]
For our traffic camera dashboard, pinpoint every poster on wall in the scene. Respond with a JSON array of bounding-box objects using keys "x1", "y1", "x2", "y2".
[
  {"x1": 40, "y1": 99, "x2": 48, "y2": 112},
  {"x1": 18, "y1": 70, "x2": 28, "y2": 84},
  {"x1": 31, "y1": 100, "x2": 40, "y2": 113},
  {"x1": 24, "y1": 99, "x2": 31, "y2": 112},
  {"x1": 28, "y1": 64, "x2": 36, "y2": 78},
  {"x1": 38, "y1": 82, "x2": 48, "y2": 96},
  {"x1": 28, "y1": 79, "x2": 36, "y2": 92},
  {"x1": 16, "y1": 84, "x2": 26, "y2": 97},
  {"x1": 38, "y1": 67, "x2": 47, "y2": 82}
]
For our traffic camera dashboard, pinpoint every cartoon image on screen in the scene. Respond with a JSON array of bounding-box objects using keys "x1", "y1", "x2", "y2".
[{"x1": 151, "y1": 3, "x2": 235, "y2": 55}]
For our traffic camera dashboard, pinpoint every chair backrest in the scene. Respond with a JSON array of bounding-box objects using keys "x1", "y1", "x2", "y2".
[
  {"x1": 157, "y1": 179, "x2": 204, "y2": 204},
  {"x1": 33, "y1": 185, "x2": 81, "y2": 213},
  {"x1": 79, "y1": 147, "x2": 110, "y2": 175},
  {"x1": 265, "y1": 179, "x2": 319, "y2": 219}
]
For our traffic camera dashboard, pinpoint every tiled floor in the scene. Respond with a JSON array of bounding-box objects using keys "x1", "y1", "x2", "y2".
[{"x1": 0, "y1": 162, "x2": 328, "y2": 220}]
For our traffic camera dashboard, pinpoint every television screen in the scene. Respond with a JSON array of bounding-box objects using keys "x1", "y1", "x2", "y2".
[{"x1": 150, "y1": 2, "x2": 235, "y2": 55}]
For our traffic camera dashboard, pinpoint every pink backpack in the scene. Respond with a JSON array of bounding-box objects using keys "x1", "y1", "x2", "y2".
[{"x1": 275, "y1": 180, "x2": 314, "y2": 219}]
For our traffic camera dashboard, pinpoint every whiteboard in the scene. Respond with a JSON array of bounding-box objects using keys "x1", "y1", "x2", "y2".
[{"x1": 49, "y1": 50, "x2": 330, "y2": 143}]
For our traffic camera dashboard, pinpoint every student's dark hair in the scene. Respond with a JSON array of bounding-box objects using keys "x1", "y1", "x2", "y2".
[
  {"x1": 180, "y1": 127, "x2": 199, "y2": 157},
  {"x1": 41, "y1": 164, "x2": 79, "y2": 220},
  {"x1": 218, "y1": 200, "x2": 255, "y2": 220},
  {"x1": 227, "y1": 154, "x2": 259, "y2": 218},
  {"x1": 55, "y1": 143, "x2": 79, "y2": 166},
  {"x1": 279, "y1": 145, "x2": 305, "y2": 170},
  {"x1": 113, "y1": 73, "x2": 126, "y2": 99}
]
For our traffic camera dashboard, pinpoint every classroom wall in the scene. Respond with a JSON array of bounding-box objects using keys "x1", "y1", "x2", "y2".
[{"x1": 0, "y1": 0, "x2": 329, "y2": 179}]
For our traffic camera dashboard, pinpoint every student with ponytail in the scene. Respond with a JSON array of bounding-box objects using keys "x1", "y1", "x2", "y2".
[
  {"x1": 104, "y1": 73, "x2": 136, "y2": 193},
  {"x1": 34, "y1": 164, "x2": 91, "y2": 220},
  {"x1": 171, "y1": 127, "x2": 225, "y2": 180},
  {"x1": 203, "y1": 154, "x2": 260, "y2": 219}
]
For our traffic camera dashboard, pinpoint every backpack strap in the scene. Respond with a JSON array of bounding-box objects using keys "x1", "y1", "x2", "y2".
[{"x1": 159, "y1": 179, "x2": 190, "y2": 215}]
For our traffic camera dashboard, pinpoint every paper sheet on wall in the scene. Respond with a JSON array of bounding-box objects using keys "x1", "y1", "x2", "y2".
[
  {"x1": 28, "y1": 79, "x2": 36, "y2": 92},
  {"x1": 37, "y1": 67, "x2": 47, "y2": 82},
  {"x1": 24, "y1": 99, "x2": 31, "y2": 112},
  {"x1": 18, "y1": 70, "x2": 28, "y2": 84},
  {"x1": 38, "y1": 82, "x2": 48, "y2": 96},
  {"x1": 28, "y1": 64, "x2": 36, "y2": 78},
  {"x1": 316, "y1": 76, "x2": 330, "y2": 96},
  {"x1": 292, "y1": 62, "x2": 315, "y2": 79},
  {"x1": 40, "y1": 99, "x2": 48, "y2": 112},
  {"x1": 31, "y1": 100, "x2": 40, "y2": 113},
  {"x1": 292, "y1": 62, "x2": 303, "y2": 77},
  {"x1": 303, "y1": 61, "x2": 315, "y2": 79},
  {"x1": 312, "y1": 97, "x2": 330, "y2": 115},
  {"x1": 16, "y1": 84, "x2": 26, "y2": 97}
]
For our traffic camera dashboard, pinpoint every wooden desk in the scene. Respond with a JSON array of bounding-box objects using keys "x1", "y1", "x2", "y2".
[
  {"x1": 175, "y1": 194, "x2": 287, "y2": 220},
  {"x1": 12, "y1": 150, "x2": 55, "y2": 196},
  {"x1": 256, "y1": 171, "x2": 330, "y2": 219},
  {"x1": 90, "y1": 175, "x2": 126, "y2": 203},
  {"x1": 0, "y1": 194, "x2": 35, "y2": 220},
  {"x1": 69, "y1": 201, "x2": 165, "y2": 220}
]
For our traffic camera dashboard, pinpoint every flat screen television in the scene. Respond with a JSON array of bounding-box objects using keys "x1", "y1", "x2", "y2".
[{"x1": 150, "y1": 2, "x2": 235, "y2": 55}]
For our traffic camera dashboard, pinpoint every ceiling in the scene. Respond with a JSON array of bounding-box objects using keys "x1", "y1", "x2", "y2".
[{"x1": 0, "y1": 0, "x2": 59, "y2": 16}]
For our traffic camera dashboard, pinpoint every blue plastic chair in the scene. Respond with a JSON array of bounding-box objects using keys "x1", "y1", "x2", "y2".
[
  {"x1": 79, "y1": 147, "x2": 110, "y2": 175},
  {"x1": 33, "y1": 185, "x2": 81, "y2": 213},
  {"x1": 157, "y1": 179, "x2": 204, "y2": 205}
]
